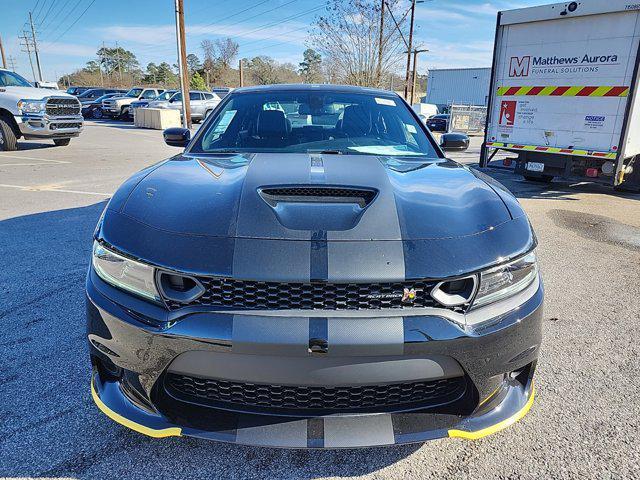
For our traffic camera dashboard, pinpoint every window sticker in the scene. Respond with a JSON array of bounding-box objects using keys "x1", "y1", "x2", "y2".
[
  {"x1": 405, "y1": 124, "x2": 417, "y2": 134},
  {"x1": 375, "y1": 97, "x2": 396, "y2": 106}
]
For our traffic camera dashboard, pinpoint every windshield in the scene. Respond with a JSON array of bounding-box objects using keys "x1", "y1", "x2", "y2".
[
  {"x1": 0, "y1": 70, "x2": 32, "y2": 88},
  {"x1": 126, "y1": 88, "x2": 143, "y2": 97},
  {"x1": 155, "y1": 91, "x2": 175, "y2": 101},
  {"x1": 190, "y1": 91, "x2": 438, "y2": 157}
]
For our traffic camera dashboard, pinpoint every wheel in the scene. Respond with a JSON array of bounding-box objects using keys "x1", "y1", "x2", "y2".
[
  {"x1": 0, "y1": 117, "x2": 18, "y2": 151},
  {"x1": 53, "y1": 138, "x2": 71, "y2": 147},
  {"x1": 92, "y1": 108, "x2": 103, "y2": 119},
  {"x1": 523, "y1": 174, "x2": 554, "y2": 183}
]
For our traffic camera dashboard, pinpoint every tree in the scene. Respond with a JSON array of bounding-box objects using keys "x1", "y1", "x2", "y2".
[
  {"x1": 97, "y1": 46, "x2": 139, "y2": 76},
  {"x1": 201, "y1": 38, "x2": 239, "y2": 85},
  {"x1": 246, "y1": 56, "x2": 279, "y2": 85},
  {"x1": 83, "y1": 60, "x2": 101, "y2": 74},
  {"x1": 311, "y1": 0, "x2": 408, "y2": 87},
  {"x1": 299, "y1": 48, "x2": 323, "y2": 83},
  {"x1": 186, "y1": 53, "x2": 202, "y2": 74},
  {"x1": 190, "y1": 71, "x2": 207, "y2": 90}
]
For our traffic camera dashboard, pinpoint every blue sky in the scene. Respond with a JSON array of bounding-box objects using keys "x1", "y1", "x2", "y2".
[{"x1": 1, "y1": 0, "x2": 541, "y2": 82}]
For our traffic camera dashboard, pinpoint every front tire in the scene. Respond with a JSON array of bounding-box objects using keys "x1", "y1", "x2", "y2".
[
  {"x1": 53, "y1": 138, "x2": 71, "y2": 147},
  {"x1": 92, "y1": 108, "x2": 103, "y2": 119},
  {"x1": 0, "y1": 117, "x2": 18, "y2": 151}
]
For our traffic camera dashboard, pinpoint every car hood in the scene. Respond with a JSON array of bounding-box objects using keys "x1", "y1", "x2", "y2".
[
  {"x1": 110, "y1": 153, "x2": 524, "y2": 241},
  {"x1": 2, "y1": 86, "x2": 75, "y2": 100},
  {"x1": 101, "y1": 153, "x2": 533, "y2": 279}
]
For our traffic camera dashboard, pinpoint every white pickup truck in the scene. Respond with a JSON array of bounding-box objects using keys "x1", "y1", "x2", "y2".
[{"x1": 0, "y1": 68, "x2": 83, "y2": 151}]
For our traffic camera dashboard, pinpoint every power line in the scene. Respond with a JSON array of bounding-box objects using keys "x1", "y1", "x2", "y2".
[
  {"x1": 198, "y1": 0, "x2": 271, "y2": 25},
  {"x1": 202, "y1": 0, "x2": 296, "y2": 29},
  {"x1": 32, "y1": 0, "x2": 46, "y2": 22},
  {"x1": 42, "y1": 0, "x2": 83, "y2": 40},
  {"x1": 37, "y1": 0, "x2": 57, "y2": 27},
  {"x1": 40, "y1": 0, "x2": 73, "y2": 33},
  {"x1": 47, "y1": 0, "x2": 96, "y2": 45}
]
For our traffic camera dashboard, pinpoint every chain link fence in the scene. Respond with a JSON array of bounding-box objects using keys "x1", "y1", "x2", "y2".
[{"x1": 448, "y1": 104, "x2": 487, "y2": 135}]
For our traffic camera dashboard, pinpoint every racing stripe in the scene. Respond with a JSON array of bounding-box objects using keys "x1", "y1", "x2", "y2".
[
  {"x1": 327, "y1": 316, "x2": 404, "y2": 356},
  {"x1": 232, "y1": 314, "x2": 310, "y2": 356},
  {"x1": 235, "y1": 417, "x2": 308, "y2": 447},
  {"x1": 323, "y1": 414, "x2": 395, "y2": 447},
  {"x1": 306, "y1": 418, "x2": 325, "y2": 448}
]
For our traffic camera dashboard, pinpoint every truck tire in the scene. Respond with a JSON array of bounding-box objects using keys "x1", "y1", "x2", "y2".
[
  {"x1": 0, "y1": 117, "x2": 18, "y2": 151},
  {"x1": 53, "y1": 138, "x2": 71, "y2": 146},
  {"x1": 523, "y1": 174, "x2": 554, "y2": 183}
]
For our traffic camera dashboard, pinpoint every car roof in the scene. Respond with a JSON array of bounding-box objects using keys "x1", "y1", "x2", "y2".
[{"x1": 231, "y1": 83, "x2": 400, "y2": 97}]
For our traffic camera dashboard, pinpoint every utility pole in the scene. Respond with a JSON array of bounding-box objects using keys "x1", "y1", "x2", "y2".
[
  {"x1": 403, "y1": 0, "x2": 417, "y2": 100},
  {"x1": 410, "y1": 48, "x2": 428, "y2": 104},
  {"x1": 376, "y1": 0, "x2": 385, "y2": 86},
  {"x1": 0, "y1": 34, "x2": 6, "y2": 69},
  {"x1": 239, "y1": 59, "x2": 244, "y2": 87},
  {"x1": 19, "y1": 32, "x2": 37, "y2": 82},
  {"x1": 7, "y1": 55, "x2": 17, "y2": 72},
  {"x1": 175, "y1": 0, "x2": 191, "y2": 128},
  {"x1": 29, "y1": 11, "x2": 43, "y2": 81}
]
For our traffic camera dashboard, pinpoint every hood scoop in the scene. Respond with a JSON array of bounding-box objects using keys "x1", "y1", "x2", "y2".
[{"x1": 259, "y1": 186, "x2": 377, "y2": 231}]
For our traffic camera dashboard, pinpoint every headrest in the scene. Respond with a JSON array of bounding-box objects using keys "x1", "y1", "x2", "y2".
[
  {"x1": 256, "y1": 110, "x2": 289, "y2": 137},
  {"x1": 341, "y1": 105, "x2": 371, "y2": 137},
  {"x1": 298, "y1": 103, "x2": 312, "y2": 115}
]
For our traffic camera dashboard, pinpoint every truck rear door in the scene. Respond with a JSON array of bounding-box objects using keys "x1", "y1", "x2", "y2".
[{"x1": 485, "y1": 2, "x2": 640, "y2": 164}]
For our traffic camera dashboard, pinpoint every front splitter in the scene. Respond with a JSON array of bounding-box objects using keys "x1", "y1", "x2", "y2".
[{"x1": 91, "y1": 371, "x2": 535, "y2": 448}]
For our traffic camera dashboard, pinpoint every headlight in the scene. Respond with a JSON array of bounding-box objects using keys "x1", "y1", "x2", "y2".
[
  {"x1": 17, "y1": 99, "x2": 46, "y2": 114},
  {"x1": 472, "y1": 251, "x2": 538, "y2": 309},
  {"x1": 92, "y1": 241, "x2": 160, "y2": 302}
]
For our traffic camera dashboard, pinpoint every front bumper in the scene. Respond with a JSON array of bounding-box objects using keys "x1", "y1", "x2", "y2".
[
  {"x1": 86, "y1": 268, "x2": 543, "y2": 448},
  {"x1": 17, "y1": 114, "x2": 83, "y2": 139}
]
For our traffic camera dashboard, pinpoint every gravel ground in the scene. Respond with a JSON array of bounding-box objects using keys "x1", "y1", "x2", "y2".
[{"x1": 1, "y1": 122, "x2": 639, "y2": 479}]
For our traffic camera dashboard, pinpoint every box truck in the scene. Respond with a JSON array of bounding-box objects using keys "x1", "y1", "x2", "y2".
[{"x1": 480, "y1": 0, "x2": 640, "y2": 190}]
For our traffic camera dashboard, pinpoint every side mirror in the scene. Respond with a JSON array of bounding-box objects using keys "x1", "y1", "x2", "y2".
[
  {"x1": 440, "y1": 132, "x2": 470, "y2": 152},
  {"x1": 163, "y1": 127, "x2": 190, "y2": 148}
]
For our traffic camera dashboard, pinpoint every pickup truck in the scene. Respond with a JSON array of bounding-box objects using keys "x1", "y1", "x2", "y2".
[
  {"x1": 0, "y1": 68, "x2": 83, "y2": 151},
  {"x1": 102, "y1": 87, "x2": 164, "y2": 119}
]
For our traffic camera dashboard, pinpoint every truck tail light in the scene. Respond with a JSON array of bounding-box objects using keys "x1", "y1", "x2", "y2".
[{"x1": 586, "y1": 168, "x2": 599, "y2": 178}]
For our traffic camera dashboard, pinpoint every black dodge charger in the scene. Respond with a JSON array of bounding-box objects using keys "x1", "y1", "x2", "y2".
[{"x1": 87, "y1": 84, "x2": 542, "y2": 448}]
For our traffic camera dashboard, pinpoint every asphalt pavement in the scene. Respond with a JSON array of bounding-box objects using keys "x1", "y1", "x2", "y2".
[{"x1": 1, "y1": 121, "x2": 639, "y2": 479}]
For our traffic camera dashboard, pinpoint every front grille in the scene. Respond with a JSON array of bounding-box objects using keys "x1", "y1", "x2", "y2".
[
  {"x1": 46, "y1": 97, "x2": 80, "y2": 116},
  {"x1": 163, "y1": 277, "x2": 444, "y2": 311},
  {"x1": 165, "y1": 373, "x2": 466, "y2": 413},
  {"x1": 51, "y1": 122, "x2": 81, "y2": 129}
]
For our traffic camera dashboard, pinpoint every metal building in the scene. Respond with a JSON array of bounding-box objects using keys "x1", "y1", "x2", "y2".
[{"x1": 424, "y1": 67, "x2": 491, "y2": 109}]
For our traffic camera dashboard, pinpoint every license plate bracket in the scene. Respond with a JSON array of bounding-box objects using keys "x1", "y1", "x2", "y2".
[{"x1": 525, "y1": 161, "x2": 545, "y2": 172}]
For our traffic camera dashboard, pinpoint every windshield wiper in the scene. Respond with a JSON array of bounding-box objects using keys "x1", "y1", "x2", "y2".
[{"x1": 307, "y1": 149, "x2": 344, "y2": 155}]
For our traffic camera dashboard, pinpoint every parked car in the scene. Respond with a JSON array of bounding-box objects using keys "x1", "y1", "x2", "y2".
[
  {"x1": 426, "y1": 113, "x2": 449, "y2": 132},
  {"x1": 0, "y1": 68, "x2": 82, "y2": 150},
  {"x1": 148, "y1": 90, "x2": 220, "y2": 122},
  {"x1": 81, "y1": 93, "x2": 122, "y2": 119},
  {"x1": 129, "y1": 90, "x2": 177, "y2": 114},
  {"x1": 211, "y1": 87, "x2": 232, "y2": 99},
  {"x1": 34, "y1": 81, "x2": 60, "y2": 90},
  {"x1": 66, "y1": 86, "x2": 96, "y2": 96},
  {"x1": 77, "y1": 88, "x2": 126, "y2": 102},
  {"x1": 102, "y1": 87, "x2": 164, "y2": 119},
  {"x1": 87, "y1": 84, "x2": 543, "y2": 448}
]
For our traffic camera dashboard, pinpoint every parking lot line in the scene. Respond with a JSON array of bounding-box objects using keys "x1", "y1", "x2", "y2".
[
  {"x1": 0, "y1": 154, "x2": 71, "y2": 164},
  {"x1": 0, "y1": 183, "x2": 111, "y2": 197}
]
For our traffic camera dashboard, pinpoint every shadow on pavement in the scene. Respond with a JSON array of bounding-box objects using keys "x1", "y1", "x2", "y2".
[
  {"x1": 477, "y1": 166, "x2": 640, "y2": 202},
  {"x1": 0, "y1": 202, "x2": 419, "y2": 479}
]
